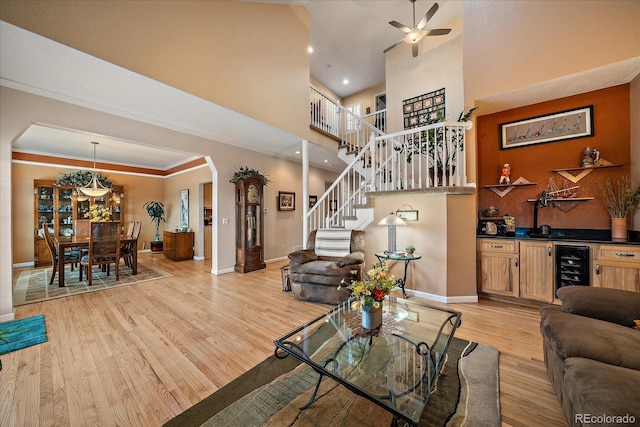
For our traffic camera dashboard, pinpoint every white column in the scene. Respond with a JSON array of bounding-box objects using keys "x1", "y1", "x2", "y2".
[{"x1": 302, "y1": 139, "x2": 309, "y2": 248}]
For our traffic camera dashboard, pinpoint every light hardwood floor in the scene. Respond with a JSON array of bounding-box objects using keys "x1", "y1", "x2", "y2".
[{"x1": 2, "y1": 254, "x2": 567, "y2": 426}]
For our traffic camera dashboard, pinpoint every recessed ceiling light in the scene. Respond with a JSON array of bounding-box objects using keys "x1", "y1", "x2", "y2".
[
  {"x1": 343, "y1": 79, "x2": 349, "y2": 85},
  {"x1": 295, "y1": 150, "x2": 301, "y2": 154},
  {"x1": 324, "y1": 159, "x2": 329, "y2": 163},
  {"x1": 307, "y1": 46, "x2": 313, "y2": 54}
]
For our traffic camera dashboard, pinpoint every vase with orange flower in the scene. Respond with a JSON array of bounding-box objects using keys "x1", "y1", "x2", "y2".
[{"x1": 340, "y1": 263, "x2": 397, "y2": 329}]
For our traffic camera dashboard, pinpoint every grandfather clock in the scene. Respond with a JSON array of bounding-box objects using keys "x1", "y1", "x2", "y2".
[{"x1": 234, "y1": 175, "x2": 266, "y2": 273}]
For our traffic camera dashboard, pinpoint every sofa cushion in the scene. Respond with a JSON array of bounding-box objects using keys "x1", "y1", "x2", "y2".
[
  {"x1": 335, "y1": 252, "x2": 364, "y2": 267},
  {"x1": 540, "y1": 306, "x2": 640, "y2": 371},
  {"x1": 557, "y1": 286, "x2": 640, "y2": 328},
  {"x1": 288, "y1": 249, "x2": 318, "y2": 265},
  {"x1": 563, "y1": 357, "x2": 640, "y2": 426},
  {"x1": 290, "y1": 260, "x2": 357, "y2": 278}
]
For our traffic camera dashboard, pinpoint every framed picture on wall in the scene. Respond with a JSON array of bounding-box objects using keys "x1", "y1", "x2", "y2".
[
  {"x1": 180, "y1": 189, "x2": 189, "y2": 229},
  {"x1": 396, "y1": 209, "x2": 419, "y2": 221},
  {"x1": 309, "y1": 195, "x2": 318, "y2": 208},
  {"x1": 500, "y1": 105, "x2": 594, "y2": 149},
  {"x1": 278, "y1": 191, "x2": 295, "y2": 211}
]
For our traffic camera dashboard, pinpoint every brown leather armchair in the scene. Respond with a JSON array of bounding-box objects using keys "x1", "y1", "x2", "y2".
[{"x1": 288, "y1": 229, "x2": 365, "y2": 304}]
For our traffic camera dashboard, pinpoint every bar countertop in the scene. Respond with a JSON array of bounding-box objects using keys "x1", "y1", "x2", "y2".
[{"x1": 477, "y1": 228, "x2": 640, "y2": 246}]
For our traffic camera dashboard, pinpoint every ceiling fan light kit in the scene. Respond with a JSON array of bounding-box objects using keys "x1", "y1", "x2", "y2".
[
  {"x1": 404, "y1": 29, "x2": 425, "y2": 44},
  {"x1": 386, "y1": 1, "x2": 452, "y2": 58}
]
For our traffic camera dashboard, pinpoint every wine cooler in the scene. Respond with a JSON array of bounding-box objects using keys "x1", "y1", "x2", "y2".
[{"x1": 555, "y1": 245, "x2": 590, "y2": 296}]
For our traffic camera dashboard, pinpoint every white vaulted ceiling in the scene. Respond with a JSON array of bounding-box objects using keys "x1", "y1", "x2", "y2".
[{"x1": 1, "y1": 21, "x2": 343, "y2": 172}]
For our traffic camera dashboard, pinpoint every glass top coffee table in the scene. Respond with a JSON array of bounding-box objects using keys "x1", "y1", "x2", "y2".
[{"x1": 274, "y1": 297, "x2": 462, "y2": 426}]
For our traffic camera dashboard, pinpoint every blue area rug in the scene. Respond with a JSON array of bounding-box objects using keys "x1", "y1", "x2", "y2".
[{"x1": 0, "y1": 314, "x2": 47, "y2": 354}]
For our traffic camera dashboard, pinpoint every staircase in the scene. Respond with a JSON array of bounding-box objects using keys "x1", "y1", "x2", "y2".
[{"x1": 307, "y1": 86, "x2": 473, "y2": 233}]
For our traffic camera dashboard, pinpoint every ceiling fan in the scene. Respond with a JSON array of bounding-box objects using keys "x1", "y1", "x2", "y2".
[{"x1": 384, "y1": 0, "x2": 452, "y2": 58}]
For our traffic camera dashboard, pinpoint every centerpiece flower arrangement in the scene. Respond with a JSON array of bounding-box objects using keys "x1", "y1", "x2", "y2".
[
  {"x1": 341, "y1": 263, "x2": 397, "y2": 312},
  {"x1": 85, "y1": 204, "x2": 112, "y2": 222}
]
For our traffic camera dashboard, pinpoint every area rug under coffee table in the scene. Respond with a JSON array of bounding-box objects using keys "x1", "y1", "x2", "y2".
[
  {"x1": 13, "y1": 264, "x2": 172, "y2": 305},
  {"x1": 164, "y1": 336, "x2": 500, "y2": 427}
]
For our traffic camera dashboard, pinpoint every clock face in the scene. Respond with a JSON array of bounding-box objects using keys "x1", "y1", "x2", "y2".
[{"x1": 247, "y1": 185, "x2": 259, "y2": 203}]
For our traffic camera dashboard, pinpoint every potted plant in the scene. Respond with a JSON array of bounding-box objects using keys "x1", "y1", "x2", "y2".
[
  {"x1": 143, "y1": 201, "x2": 166, "y2": 251},
  {"x1": 405, "y1": 245, "x2": 415, "y2": 255},
  {"x1": 230, "y1": 166, "x2": 270, "y2": 185},
  {"x1": 55, "y1": 170, "x2": 113, "y2": 188},
  {"x1": 601, "y1": 174, "x2": 640, "y2": 241}
]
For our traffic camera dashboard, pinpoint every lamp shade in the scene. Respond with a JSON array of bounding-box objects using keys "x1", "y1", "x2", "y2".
[
  {"x1": 378, "y1": 213, "x2": 406, "y2": 253},
  {"x1": 78, "y1": 141, "x2": 111, "y2": 197},
  {"x1": 378, "y1": 213, "x2": 407, "y2": 226},
  {"x1": 78, "y1": 174, "x2": 110, "y2": 197}
]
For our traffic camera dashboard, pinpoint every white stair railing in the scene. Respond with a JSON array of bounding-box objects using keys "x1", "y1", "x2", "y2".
[
  {"x1": 307, "y1": 86, "x2": 473, "y2": 233},
  {"x1": 374, "y1": 121, "x2": 473, "y2": 190},
  {"x1": 309, "y1": 85, "x2": 386, "y2": 153},
  {"x1": 306, "y1": 121, "x2": 473, "y2": 230},
  {"x1": 307, "y1": 135, "x2": 376, "y2": 230},
  {"x1": 310, "y1": 85, "x2": 341, "y2": 139}
]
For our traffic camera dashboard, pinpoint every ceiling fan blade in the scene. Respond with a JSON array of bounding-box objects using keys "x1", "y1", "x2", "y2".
[
  {"x1": 412, "y1": 42, "x2": 419, "y2": 57},
  {"x1": 426, "y1": 28, "x2": 452, "y2": 36},
  {"x1": 383, "y1": 39, "x2": 404, "y2": 53},
  {"x1": 389, "y1": 20, "x2": 411, "y2": 33},
  {"x1": 417, "y1": 2, "x2": 439, "y2": 29}
]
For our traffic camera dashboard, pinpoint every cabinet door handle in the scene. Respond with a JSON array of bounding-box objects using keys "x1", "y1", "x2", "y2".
[
  {"x1": 491, "y1": 245, "x2": 503, "y2": 249},
  {"x1": 615, "y1": 252, "x2": 636, "y2": 257},
  {"x1": 514, "y1": 257, "x2": 518, "y2": 267},
  {"x1": 548, "y1": 247, "x2": 552, "y2": 256},
  {"x1": 596, "y1": 264, "x2": 600, "y2": 274}
]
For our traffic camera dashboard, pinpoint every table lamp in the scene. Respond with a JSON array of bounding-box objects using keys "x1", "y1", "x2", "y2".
[{"x1": 378, "y1": 212, "x2": 407, "y2": 253}]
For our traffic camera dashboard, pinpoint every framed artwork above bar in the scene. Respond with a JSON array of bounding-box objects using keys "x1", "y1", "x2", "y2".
[{"x1": 500, "y1": 105, "x2": 594, "y2": 149}]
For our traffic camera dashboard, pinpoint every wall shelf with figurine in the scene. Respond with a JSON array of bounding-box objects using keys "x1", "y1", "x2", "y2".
[
  {"x1": 483, "y1": 177, "x2": 537, "y2": 198},
  {"x1": 553, "y1": 159, "x2": 622, "y2": 183}
]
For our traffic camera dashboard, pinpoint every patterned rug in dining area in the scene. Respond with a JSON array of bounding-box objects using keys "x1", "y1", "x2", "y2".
[{"x1": 13, "y1": 263, "x2": 172, "y2": 306}]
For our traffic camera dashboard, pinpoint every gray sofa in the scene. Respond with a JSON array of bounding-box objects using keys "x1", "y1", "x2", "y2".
[
  {"x1": 540, "y1": 286, "x2": 640, "y2": 427},
  {"x1": 287, "y1": 229, "x2": 365, "y2": 305}
]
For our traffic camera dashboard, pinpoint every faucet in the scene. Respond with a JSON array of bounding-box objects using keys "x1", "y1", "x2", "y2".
[{"x1": 532, "y1": 191, "x2": 550, "y2": 232}]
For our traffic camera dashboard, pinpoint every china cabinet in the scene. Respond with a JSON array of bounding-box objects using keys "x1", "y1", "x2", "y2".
[{"x1": 34, "y1": 179, "x2": 124, "y2": 266}]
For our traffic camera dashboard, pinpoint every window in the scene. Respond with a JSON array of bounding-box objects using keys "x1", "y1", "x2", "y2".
[{"x1": 345, "y1": 103, "x2": 361, "y2": 132}]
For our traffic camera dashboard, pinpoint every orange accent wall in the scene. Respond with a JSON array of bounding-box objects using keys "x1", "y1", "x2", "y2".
[{"x1": 477, "y1": 84, "x2": 631, "y2": 231}]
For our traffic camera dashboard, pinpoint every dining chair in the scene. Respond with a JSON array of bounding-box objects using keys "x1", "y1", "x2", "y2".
[
  {"x1": 75, "y1": 219, "x2": 91, "y2": 240},
  {"x1": 41, "y1": 220, "x2": 80, "y2": 286},
  {"x1": 79, "y1": 221, "x2": 121, "y2": 286},
  {"x1": 125, "y1": 221, "x2": 135, "y2": 238},
  {"x1": 121, "y1": 221, "x2": 141, "y2": 268}
]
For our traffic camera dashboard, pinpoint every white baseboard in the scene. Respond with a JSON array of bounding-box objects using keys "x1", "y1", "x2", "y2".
[
  {"x1": 0, "y1": 312, "x2": 15, "y2": 322},
  {"x1": 13, "y1": 261, "x2": 35, "y2": 268},
  {"x1": 193, "y1": 256, "x2": 205, "y2": 261},
  {"x1": 212, "y1": 267, "x2": 235, "y2": 275},
  {"x1": 409, "y1": 289, "x2": 478, "y2": 304},
  {"x1": 266, "y1": 256, "x2": 288, "y2": 263}
]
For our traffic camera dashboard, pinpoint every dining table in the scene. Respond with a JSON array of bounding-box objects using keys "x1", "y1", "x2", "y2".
[{"x1": 55, "y1": 235, "x2": 138, "y2": 287}]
